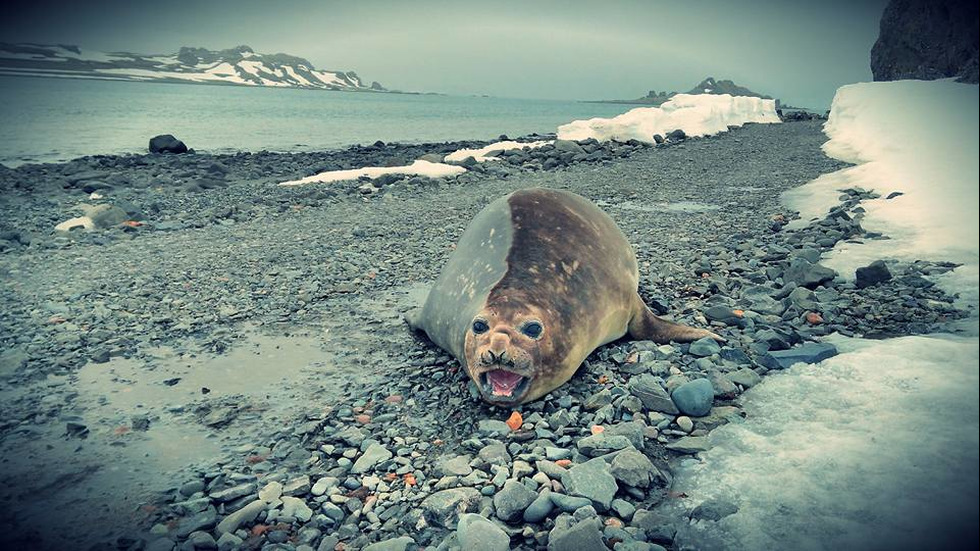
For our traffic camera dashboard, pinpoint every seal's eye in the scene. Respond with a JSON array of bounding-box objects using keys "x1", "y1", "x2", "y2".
[
  {"x1": 472, "y1": 319, "x2": 489, "y2": 334},
  {"x1": 521, "y1": 321, "x2": 543, "y2": 339}
]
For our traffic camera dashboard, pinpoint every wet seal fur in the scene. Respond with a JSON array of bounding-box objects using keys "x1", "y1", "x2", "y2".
[{"x1": 408, "y1": 188, "x2": 722, "y2": 405}]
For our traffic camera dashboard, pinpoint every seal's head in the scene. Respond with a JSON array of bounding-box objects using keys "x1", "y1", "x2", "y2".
[{"x1": 463, "y1": 297, "x2": 559, "y2": 405}]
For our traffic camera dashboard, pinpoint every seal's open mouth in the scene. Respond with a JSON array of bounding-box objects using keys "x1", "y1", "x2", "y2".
[{"x1": 480, "y1": 369, "x2": 530, "y2": 401}]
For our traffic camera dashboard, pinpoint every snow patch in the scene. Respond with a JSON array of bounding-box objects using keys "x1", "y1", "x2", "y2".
[
  {"x1": 278, "y1": 160, "x2": 465, "y2": 187},
  {"x1": 444, "y1": 140, "x2": 552, "y2": 163},
  {"x1": 784, "y1": 80, "x2": 979, "y2": 289},
  {"x1": 669, "y1": 333, "x2": 979, "y2": 551},
  {"x1": 557, "y1": 94, "x2": 780, "y2": 143}
]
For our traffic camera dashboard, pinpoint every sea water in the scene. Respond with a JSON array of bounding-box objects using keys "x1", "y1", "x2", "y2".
[{"x1": 0, "y1": 76, "x2": 630, "y2": 166}]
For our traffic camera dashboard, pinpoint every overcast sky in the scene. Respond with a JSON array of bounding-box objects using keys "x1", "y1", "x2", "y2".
[{"x1": 2, "y1": 0, "x2": 889, "y2": 108}]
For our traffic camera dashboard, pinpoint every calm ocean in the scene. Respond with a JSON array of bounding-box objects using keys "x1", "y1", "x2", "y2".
[{"x1": 0, "y1": 76, "x2": 631, "y2": 166}]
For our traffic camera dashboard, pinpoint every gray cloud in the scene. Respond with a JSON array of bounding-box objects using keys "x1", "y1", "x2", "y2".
[{"x1": 2, "y1": 0, "x2": 889, "y2": 108}]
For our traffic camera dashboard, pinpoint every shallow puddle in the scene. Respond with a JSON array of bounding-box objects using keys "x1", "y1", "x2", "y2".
[{"x1": 0, "y1": 328, "x2": 335, "y2": 549}]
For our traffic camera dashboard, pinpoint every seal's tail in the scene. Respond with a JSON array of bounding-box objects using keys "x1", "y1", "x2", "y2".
[{"x1": 627, "y1": 294, "x2": 725, "y2": 343}]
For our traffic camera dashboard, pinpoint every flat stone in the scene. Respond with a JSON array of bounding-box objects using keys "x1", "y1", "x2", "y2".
[
  {"x1": 603, "y1": 421, "x2": 645, "y2": 449},
  {"x1": 282, "y1": 475, "x2": 311, "y2": 496},
  {"x1": 767, "y1": 342, "x2": 838, "y2": 369},
  {"x1": 688, "y1": 337, "x2": 721, "y2": 357},
  {"x1": 690, "y1": 498, "x2": 739, "y2": 521},
  {"x1": 549, "y1": 492, "x2": 594, "y2": 513},
  {"x1": 421, "y1": 487, "x2": 482, "y2": 527},
  {"x1": 610, "y1": 498, "x2": 636, "y2": 521},
  {"x1": 670, "y1": 379, "x2": 714, "y2": 417},
  {"x1": 176, "y1": 507, "x2": 217, "y2": 537},
  {"x1": 783, "y1": 258, "x2": 837, "y2": 289},
  {"x1": 351, "y1": 443, "x2": 393, "y2": 474},
  {"x1": 628, "y1": 374, "x2": 679, "y2": 414},
  {"x1": 547, "y1": 517, "x2": 606, "y2": 551},
  {"x1": 280, "y1": 496, "x2": 314, "y2": 522},
  {"x1": 609, "y1": 449, "x2": 659, "y2": 488},
  {"x1": 209, "y1": 482, "x2": 256, "y2": 502},
  {"x1": 439, "y1": 454, "x2": 473, "y2": 477},
  {"x1": 561, "y1": 458, "x2": 618, "y2": 512},
  {"x1": 478, "y1": 443, "x2": 511, "y2": 466},
  {"x1": 631, "y1": 509, "x2": 677, "y2": 544},
  {"x1": 216, "y1": 499, "x2": 266, "y2": 535},
  {"x1": 494, "y1": 480, "x2": 537, "y2": 522},
  {"x1": 457, "y1": 513, "x2": 510, "y2": 551},
  {"x1": 477, "y1": 419, "x2": 512, "y2": 435},
  {"x1": 728, "y1": 367, "x2": 762, "y2": 388},
  {"x1": 576, "y1": 433, "x2": 633, "y2": 457}
]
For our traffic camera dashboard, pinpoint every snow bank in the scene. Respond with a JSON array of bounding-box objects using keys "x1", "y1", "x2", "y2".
[
  {"x1": 443, "y1": 140, "x2": 552, "y2": 163},
  {"x1": 556, "y1": 94, "x2": 780, "y2": 143},
  {"x1": 783, "y1": 80, "x2": 979, "y2": 286},
  {"x1": 669, "y1": 333, "x2": 979, "y2": 550},
  {"x1": 278, "y1": 159, "x2": 465, "y2": 187},
  {"x1": 668, "y1": 80, "x2": 979, "y2": 550}
]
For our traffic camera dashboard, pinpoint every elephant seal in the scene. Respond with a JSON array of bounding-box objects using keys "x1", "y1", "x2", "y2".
[{"x1": 408, "y1": 188, "x2": 721, "y2": 405}]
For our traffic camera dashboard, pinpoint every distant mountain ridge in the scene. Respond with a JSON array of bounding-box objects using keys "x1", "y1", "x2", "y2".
[
  {"x1": 0, "y1": 43, "x2": 386, "y2": 92},
  {"x1": 596, "y1": 77, "x2": 779, "y2": 107}
]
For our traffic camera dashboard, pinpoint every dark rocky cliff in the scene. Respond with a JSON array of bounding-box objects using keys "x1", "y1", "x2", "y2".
[{"x1": 871, "y1": 0, "x2": 978, "y2": 83}]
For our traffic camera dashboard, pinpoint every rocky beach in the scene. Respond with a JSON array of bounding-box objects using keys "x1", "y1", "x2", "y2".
[{"x1": 0, "y1": 119, "x2": 970, "y2": 551}]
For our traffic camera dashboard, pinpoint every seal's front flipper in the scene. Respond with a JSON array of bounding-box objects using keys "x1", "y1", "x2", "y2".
[
  {"x1": 404, "y1": 307, "x2": 424, "y2": 331},
  {"x1": 628, "y1": 294, "x2": 724, "y2": 343}
]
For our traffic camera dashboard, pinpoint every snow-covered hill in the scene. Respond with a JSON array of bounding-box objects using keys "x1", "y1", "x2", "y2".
[{"x1": 0, "y1": 43, "x2": 386, "y2": 92}]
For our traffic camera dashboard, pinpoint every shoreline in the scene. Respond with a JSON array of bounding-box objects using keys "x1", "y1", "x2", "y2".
[{"x1": 0, "y1": 120, "x2": 971, "y2": 550}]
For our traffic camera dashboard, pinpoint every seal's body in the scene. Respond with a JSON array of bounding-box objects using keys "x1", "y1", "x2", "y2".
[{"x1": 408, "y1": 188, "x2": 720, "y2": 405}]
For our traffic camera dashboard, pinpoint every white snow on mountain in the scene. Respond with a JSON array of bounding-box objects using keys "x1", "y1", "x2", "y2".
[
  {"x1": 666, "y1": 80, "x2": 979, "y2": 550},
  {"x1": 0, "y1": 43, "x2": 384, "y2": 92},
  {"x1": 557, "y1": 93, "x2": 780, "y2": 143}
]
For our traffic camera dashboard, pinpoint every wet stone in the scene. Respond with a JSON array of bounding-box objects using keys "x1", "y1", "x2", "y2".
[
  {"x1": 457, "y1": 513, "x2": 510, "y2": 551},
  {"x1": 609, "y1": 449, "x2": 659, "y2": 488},
  {"x1": 628, "y1": 374, "x2": 679, "y2": 414},
  {"x1": 523, "y1": 488, "x2": 554, "y2": 523},
  {"x1": 494, "y1": 479, "x2": 537, "y2": 522},
  {"x1": 670, "y1": 379, "x2": 715, "y2": 417},
  {"x1": 548, "y1": 517, "x2": 606, "y2": 551},
  {"x1": 561, "y1": 458, "x2": 619, "y2": 512},
  {"x1": 690, "y1": 498, "x2": 739, "y2": 521}
]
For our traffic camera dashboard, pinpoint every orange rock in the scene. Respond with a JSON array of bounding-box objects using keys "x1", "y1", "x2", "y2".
[
  {"x1": 251, "y1": 524, "x2": 270, "y2": 536},
  {"x1": 121, "y1": 220, "x2": 143, "y2": 227},
  {"x1": 403, "y1": 473, "x2": 417, "y2": 486},
  {"x1": 590, "y1": 425, "x2": 605, "y2": 435},
  {"x1": 805, "y1": 312, "x2": 824, "y2": 324},
  {"x1": 384, "y1": 395, "x2": 403, "y2": 403},
  {"x1": 506, "y1": 411, "x2": 523, "y2": 431},
  {"x1": 732, "y1": 309, "x2": 745, "y2": 318},
  {"x1": 555, "y1": 459, "x2": 572, "y2": 468},
  {"x1": 597, "y1": 375, "x2": 609, "y2": 384},
  {"x1": 354, "y1": 414, "x2": 372, "y2": 425},
  {"x1": 605, "y1": 517, "x2": 624, "y2": 528}
]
